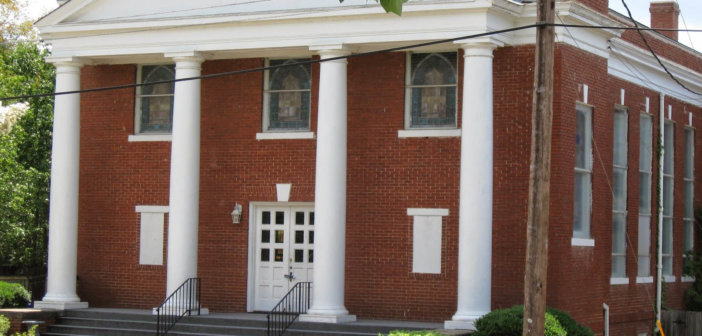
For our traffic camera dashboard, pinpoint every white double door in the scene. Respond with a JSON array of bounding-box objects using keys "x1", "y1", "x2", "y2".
[{"x1": 253, "y1": 206, "x2": 314, "y2": 311}]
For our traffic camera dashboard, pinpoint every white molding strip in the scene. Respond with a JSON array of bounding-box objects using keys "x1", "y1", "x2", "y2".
[
  {"x1": 398, "y1": 129, "x2": 461, "y2": 138},
  {"x1": 663, "y1": 275, "x2": 677, "y2": 283},
  {"x1": 135, "y1": 205, "x2": 170, "y2": 213},
  {"x1": 571, "y1": 237, "x2": 595, "y2": 247},
  {"x1": 609, "y1": 277, "x2": 629, "y2": 285},
  {"x1": 128, "y1": 134, "x2": 172, "y2": 142},
  {"x1": 256, "y1": 132, "x2": 315, "y2": 140},
  {"x1": 636, "y1": 276, "x2": 654, "y2": 284},
  {"x1": 407, "y1": 208, "x2": 449, "y2": 217}
]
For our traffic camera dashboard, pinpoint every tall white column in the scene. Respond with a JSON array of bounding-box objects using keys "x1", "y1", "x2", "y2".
[
  {"x1": 165, "y1": 53, "x2": 204, "y2": 295},
  {"x1": 445, "y1": 41, "x2": 497, "y2": 330},
  {"x1": 300, "y1": 45, "x2": 356, "y2": 323},
  {"x1": 36, "y1": 59, "x2": 89, "y2": 310}
]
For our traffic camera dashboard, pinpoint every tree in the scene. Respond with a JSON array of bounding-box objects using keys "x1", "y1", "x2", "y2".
[
  {"x1": 1, "y1": 0, "x2": 34, "y2": 43},
  {"x1": 339, "y1": 0, "x2": 407, "y2": 15},
  {"x1": 0, "y1": 41, "x2": 55, "y2": 275}
]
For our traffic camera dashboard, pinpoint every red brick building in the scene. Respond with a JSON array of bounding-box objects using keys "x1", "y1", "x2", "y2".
[{"x1": 34, "y1": 0, "x2": 702, "y2": 334}]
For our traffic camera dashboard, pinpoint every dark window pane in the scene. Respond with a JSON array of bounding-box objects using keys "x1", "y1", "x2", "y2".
[
  {"x1": 295, "y1": 250, "x2": 304, "y2": 263},
  {"x1": 309, "y1": 231, "x2": 314, "y2": 244},
  {"x1": 276, "y1": 211, "x2": 285, "y2": 225},
  {"x1": 261, "y1": 249, "x2": 270, "y2": 262},
  {"x1": 295, "y1": 231, "x2": 304, "y2": 244},
  {"x1": 262, "y1": 211, "x2": 271, "y2": 225},
  {"x1": 309, "y1": 212, "x2": 314, "y2": 225},
  {"x1": 308, "y1": 250, "x2": 314, "y2": 263},
  {"x1": 295, "y1": 212, "x2": 305, "y2": 225},
  {"x1": 261, "y1": 230, "x2": 270, "y2": 243},
  {"x1": 275, "y1": 230, "x2": 284, "y2": 243},
  {"x1": 275, "y1": 249, "x2": 284, "y2": 262}
]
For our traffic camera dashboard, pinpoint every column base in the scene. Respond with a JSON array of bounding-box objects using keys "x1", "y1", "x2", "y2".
[
  {"x1": 299, "y1": 313, "x2": 356, "y2": 323},
  {"x1": 444, "y1": 311, "x2": 488, "y2": 331},
  {"x1": 33, "y1": 301, "x2": 89, "y2": 310}
]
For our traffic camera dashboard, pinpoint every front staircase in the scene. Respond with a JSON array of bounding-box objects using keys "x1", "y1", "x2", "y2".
[{"x1": 42, "y1": 308, "x2": 450, "y2": 336}]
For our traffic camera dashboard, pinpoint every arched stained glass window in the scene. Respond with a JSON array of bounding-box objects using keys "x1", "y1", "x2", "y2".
[
  {"x1": 406, "y1": 52, "x2": 458, "y2": 128},
  {"x1": 136, "y1": 65, "x2": 175, "y2": 133},
  {"x1": 264, "y1": 59, "x2": 311, "y2": 131}
]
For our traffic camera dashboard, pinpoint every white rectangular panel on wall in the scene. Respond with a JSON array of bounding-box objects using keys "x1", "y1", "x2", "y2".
[
  {"x1": 412, "y1": 215, "x2": 442, "y2": 274},
  {"x1": 139, "y1": 212, "x2": 165, "y2": 265}
]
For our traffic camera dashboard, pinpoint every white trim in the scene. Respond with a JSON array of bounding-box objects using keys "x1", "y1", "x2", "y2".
[
  {"x1": 276, "y1": 184, "x2": 292, "y2": 202},
  {"x1": 398, "y1": 129, "x2": 461, "y2": 138},
  {"x1": 609, "y1": 277, "x2": 629, "y2": 285},
  {"x1": 407, "y1": 208, "x2": 449, "y2": 217},
  {"x1": 636, "y1": 276, "x2": 654, "y2": 284},
  {"x1": 571, "y1": 238, "x2": 595, "y2": 247},
  {"x1": 664, "y1": 275, "x2": 677, "y2": 283},
  {"x1": 128, "y1": 134, "x2": 172, "y2": 142},
  {"x1": 135, "y1": 205, "x2": 169, "y2": 213},
  {"x1": 256, "y1": 132, "x2": 315, "y2": 140},
  {"x1": 682, "y1": 276, "x2": 695, "y2": 283}
]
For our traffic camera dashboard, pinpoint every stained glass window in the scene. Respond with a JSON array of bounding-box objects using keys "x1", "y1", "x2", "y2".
[
  {"x1": 136, "y1": 65, "x2": 175, "y2": 133},
  {"x1": 264, "y1": 59, "x2": 311, "y2": 131},
  {"x1": 406, "y1": 53, "x2": 457, "y2": 128}
]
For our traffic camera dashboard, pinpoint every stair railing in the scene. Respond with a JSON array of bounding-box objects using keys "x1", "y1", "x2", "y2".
[
  {"x1": 156, "y1": 277, "x2": 201, "y2": 336},
  {"x1": 267, "y1": 281, "x2": 312, "y2": 336}
]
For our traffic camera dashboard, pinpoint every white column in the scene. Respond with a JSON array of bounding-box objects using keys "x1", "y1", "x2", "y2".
[
  {"x1": 445, "y1": 41, "x2": 497, "y2": 330},
  {"x1": 300, "y1": 45, "x2": 356, "y2": 323},
  {"x1": 165, "y1": 53, "x2": 204, "y2": 295},
  {"x1": 36, "y1": 59, "x2": 89, "y2": 310}
]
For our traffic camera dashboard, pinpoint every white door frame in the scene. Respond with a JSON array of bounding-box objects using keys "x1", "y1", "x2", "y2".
[{"x1": 246, "y1": 201, "x2": 314, "y2": 312}]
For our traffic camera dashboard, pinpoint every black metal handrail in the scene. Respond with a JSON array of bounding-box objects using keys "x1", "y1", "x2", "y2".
[
  {"x1": 267, "y1": 282, "x2": 312, "y2": 336},
  {"x1": 156, "y1": 277, "x2": 201, "y2": 336}
]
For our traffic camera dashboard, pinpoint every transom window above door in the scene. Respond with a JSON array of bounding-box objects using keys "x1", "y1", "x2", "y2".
[
  {"x1": 405, "y1": 52, "x2": 458, "y2": 129},
  {"x1": 135, "y1": 64, "x2": 175, "y2": 134},
  {"x1": 263, "y1": 59, "x2": 312, "y2": 132}
]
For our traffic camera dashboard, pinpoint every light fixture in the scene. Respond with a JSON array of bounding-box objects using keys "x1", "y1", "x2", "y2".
[{"x1": 231, "y1": 203, "x2": 243, "y2": 224}]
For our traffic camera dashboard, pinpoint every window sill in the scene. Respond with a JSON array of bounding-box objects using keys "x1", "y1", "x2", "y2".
[
  {"x1": 682, "y1": 276, "x2": 695, "y2": 283},
  {"x1": 128, "y1": 134, "x2": 172, "y2": 142},
  {"x1": 610, "y1": 277, "x2": 629, "y2": 285},
  {"x1": 571, "y1": 237, "x2": 595, "y2": 247},
  {"x1": 664, "y1": 275, "x2": 677, "y2": 283},
  {"x1": 398, "y1": 129, "x2": 461, "y2": 138},
  {"x1": 256, "y1": 132, "x2": 315, "y2": 140},
  {"x1": 636, "y1": 276, "x2": 654, "y2": 284},
  {"x1": 135, "y1": 205, "x2": 169, "y2": 213}
]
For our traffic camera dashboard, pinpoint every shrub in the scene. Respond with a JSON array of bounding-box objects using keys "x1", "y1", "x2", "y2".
[
  {"x1": 0, "y1": 315, "x2": 9, "y2": 336},
  {"x1": 475, "y1": 305, "x2": 592, "y2": 336},
  {"x1": 0, "y1": 282, "x2": 31, "y2": 308}
]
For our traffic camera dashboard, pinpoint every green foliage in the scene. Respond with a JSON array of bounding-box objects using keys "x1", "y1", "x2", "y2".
[
  {"x1": 383, "y1": 331, "x2": 442, "y2": 336},
  {"x1": 684, "y1": 249, "x2": 702, "y2": 311},
  {"x1": 0, "y1": 315, "x2": 9, "y2": 336},
  {"x1": 474, "y1": 305, "x2": 593, "y2": 336},
  {"x1": 338, "y1": 0, "x2": 408, "y2": 15},
  {"x1": 0, "y1": 42, "x2": 54, "y2": 276},
  {"x1": 10, "y1": 325, "x2": 37, "y2": 336},
  {"x1": 0, "y1": 281, "x2": 30, "y2": 308}
]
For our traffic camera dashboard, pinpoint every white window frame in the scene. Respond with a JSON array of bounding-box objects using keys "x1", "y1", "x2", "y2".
[
  {"x1": 662, "y1": 121, "x2": 674, "y2": 276},
  {"x1": 573, "y1": 103, "x2": 593, "y2": 245},
  {"x1": 404, "y1": 52, "x2": 458, "y2": 132},
  {"x1": 258, "y1": 58, "x2": 313, "y2": 139},
  {"x1": 134, "y1": 64, "x2": 175, "y2": 138},
  {"x1": 638, "y1": 114, "x2": 653, "y2": 279},
  {"x1": 683, "y1": 127, "x2": 695, "y2": 280},
  {"x1": 611, "y1": 106, "x2": 628, "y2": 281}
]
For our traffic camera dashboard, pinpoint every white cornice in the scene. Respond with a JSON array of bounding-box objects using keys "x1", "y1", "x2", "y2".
[{"x1": 609, "y1": 38, "x2": 702, "y2": 107}]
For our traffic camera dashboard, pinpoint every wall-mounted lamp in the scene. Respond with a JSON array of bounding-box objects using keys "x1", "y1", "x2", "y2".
[{"x1": 231, "y1": 203, "x2": 243, "y2": 224}]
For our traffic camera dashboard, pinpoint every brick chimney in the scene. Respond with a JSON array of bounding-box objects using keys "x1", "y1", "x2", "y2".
[{"x1": 650, "y1": 1, "x2": 680, "y2": 41}]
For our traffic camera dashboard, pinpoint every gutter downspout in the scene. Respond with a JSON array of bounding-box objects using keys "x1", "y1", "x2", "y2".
[
  {"x1": 656, "y1": 92, "x2": 665, "y2": 325},
  {"x1": 603, "y1": 303, "x2": 610, "y2": 336}
]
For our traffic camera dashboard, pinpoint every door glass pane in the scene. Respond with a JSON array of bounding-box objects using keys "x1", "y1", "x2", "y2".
[
  {"x1": 309, "y1": 231, "x2": 314, "y2": 244},
  {"x1": 275, "y1": 211, "x2": 285, "y2": 225},
  {"x1": 295, "y1": 249, "x2": 304, "y2": 263},
  {"x1": 262, "y1": 230, "x2": 270, "y2": 243},
  {"x1": 295, "y1": 212, "x2": 304, "y2": 225},
  {"x1": 261, "y1": 249, "x2": 270, "y2": 262},
  {"x1": 262, "y1": 211, "x2": 271, "y2": 225},
  {"x1": 308, "y1": 250, "x2": 314, "y2": 263},
  {"x1": 295, "y1": 231, "x2": 304, "y2": 244},
  {"x1": 310, "y1": 212, "x2": 314, "y2": 225},
  {"x1": 275, "y1": 230, "x2": 284, "y2": 243},
  {"x1": 275, "y1": 249, "x2": 284, "y2": 262}
]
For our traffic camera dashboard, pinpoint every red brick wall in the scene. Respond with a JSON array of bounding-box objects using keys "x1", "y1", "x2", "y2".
[
  {"x1": 650, "y1": 1, "x2": 680, "y2": 41},
  {"x1": 74, "y1": 41, "x2": 701, "y2": 331}
]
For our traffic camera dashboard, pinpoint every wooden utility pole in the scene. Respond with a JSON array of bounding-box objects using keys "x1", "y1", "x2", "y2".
[{"x1": 523, "y1": 0, "x2": 555, "y2": 335}]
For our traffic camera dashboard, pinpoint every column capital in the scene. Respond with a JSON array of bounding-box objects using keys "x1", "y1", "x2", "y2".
[
  {"x1": 45, "y1": 56, "x2": 86, "y2": 69},
  {"x1": 310, "y1": 44, "x2": 351, "y2": 60},
  {"x1": 164, "y1": 51, "x2": 206, "y2": 64},
  {"x1": 454, "y1": 38, "x2": 502, "y2": 57}
]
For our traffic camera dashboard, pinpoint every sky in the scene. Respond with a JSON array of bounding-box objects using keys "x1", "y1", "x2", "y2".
[{"x1": 24, "y1": 0, "x2": 702, "y2": 51}]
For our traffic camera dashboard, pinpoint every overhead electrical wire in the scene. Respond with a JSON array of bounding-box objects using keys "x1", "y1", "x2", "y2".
[{"x1": 1, "y1": 21, "x2": 702, "y2": 102}]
